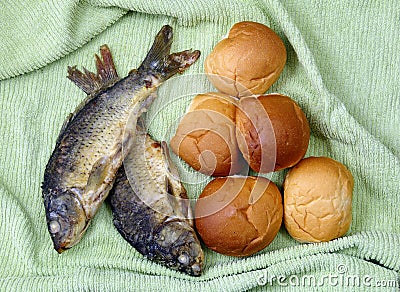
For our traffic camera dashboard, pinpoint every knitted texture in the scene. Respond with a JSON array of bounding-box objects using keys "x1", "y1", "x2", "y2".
[{"x1": 0, "y1": 0, "x2": 399, "y2": 291}]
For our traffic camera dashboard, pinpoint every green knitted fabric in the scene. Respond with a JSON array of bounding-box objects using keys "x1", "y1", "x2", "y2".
[{"x1": 0, "y1": 0, "x2": 399, "y2": 291}]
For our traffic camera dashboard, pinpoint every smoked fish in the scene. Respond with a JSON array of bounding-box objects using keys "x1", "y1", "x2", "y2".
[
  {"x1": 42, "y1": 25, "x2": 200, "y2": 253},
  {"x1": 109, "y1": 129, "x2": 203, "y2": 276}
]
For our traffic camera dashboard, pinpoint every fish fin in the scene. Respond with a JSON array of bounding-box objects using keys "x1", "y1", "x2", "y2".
[
  {"x1": 85, "y1": 155, "x2": 114, "y2": 194},
  {"x1": 95, "y1": 45, "x2": 119, "y2": 84},
  {"x1": 59, "y1": 45, "x2": 120, "y2": 141},
  {"x1": 137, "y1": 25, "x2": 200, "y2": 80},
  {"x1": 137, "y1": 25, "x2": 173, "y2": 73},
  {"x1": 136, "y1": 116, "x2": 146, "y2": 130},
  {"x1": 67, "y1": 45, "x2": 119, "y2": 95},
  {"x1": 164, "y1": 175, "x2": 171, "y2": 194},
  {"x1": 164, "y1": 172, "x2": 192, "y2": 220},
  {"x1": 161, "y1": 141, "x2": 189, "y2": 199},
  {"x1": 163, "y1": 175, "x2": 185, "y2": 217},
  {"x1": 161, "y1": 141, "x2": 181, "y2": 183}
]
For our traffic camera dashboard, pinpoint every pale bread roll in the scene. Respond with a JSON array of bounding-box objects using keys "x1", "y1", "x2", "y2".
[
  {"x1": 205, "y1": 21, "x2": 287, "y2": 97},
  {"x1": 284, "y1": 156, "x2": 354, "y2": 242},
  {"x1": 170, "y1": 92, "x2": 244, "y2": 176}
]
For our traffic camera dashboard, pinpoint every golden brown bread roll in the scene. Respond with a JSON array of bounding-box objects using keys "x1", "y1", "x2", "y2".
[
  {"x1": 236, "y1": 94, "x2": 310, "y2": 173},
  {"x1": 170, "y1": 92, "x2": 244, "y2": 176},
  {"x1": 283, "y1": 156, "x2": 354, "y2": 242},
  {"x1": 205, "y1": 21, "x2": 287, "y2": 97},
  {"x1": 195, "y1": 176, "x2": 283, "y2": 257}
]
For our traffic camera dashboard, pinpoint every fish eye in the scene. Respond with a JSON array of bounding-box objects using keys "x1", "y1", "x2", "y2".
[
  {"x1": 49, "y1": 220, "x2": 61, "y2": 234},
  {"x1": 177, "y1": 253, "x2": 190, "y2": 266}
]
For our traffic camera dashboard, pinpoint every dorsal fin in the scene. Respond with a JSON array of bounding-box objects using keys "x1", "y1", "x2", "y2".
[
  {"x1": 55, "y1": 45, "x2": 120, "y2": 144},
  {"x1": 67, "y1": 45, "x2": 119, "y2": 95}
]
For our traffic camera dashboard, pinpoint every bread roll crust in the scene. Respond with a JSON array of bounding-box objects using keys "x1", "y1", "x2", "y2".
[
  {"x1": 195, "y1": 176, "x2": 283, "y2": 256},
  {"x1": 236, "y1": 94, "x2": 310, "y2": 172},
  {"x1": 205, "y1": 21, "x2": 287, "y2": 97},
  {"x1": 170, "y1": 92, "x2": 244, "y2": 176},
  {"x1": 283, "y1": 156, "x2": 354, "y2": 242}
]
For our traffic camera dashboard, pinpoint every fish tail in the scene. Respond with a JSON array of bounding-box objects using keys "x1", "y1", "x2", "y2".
[{"x1": 138, "y1": 25, "x2": 200, "y2": 80}]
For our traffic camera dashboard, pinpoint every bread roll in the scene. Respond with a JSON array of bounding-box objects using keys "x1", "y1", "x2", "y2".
[
  {"x1": 236, "y1": 94, "x2": 310, "y2": 172},
  {"x1": 283, "y1": 156, "x2": 354, "y2": 242},
  {"x1": 170, "y1": 92, "x2": 244, "y2": 176},
  {"x1": 205, "y1": 21, "x2": 287, "y2": 97},
  {"x1": 195, "y1": 176, "x2": 283, "y2": 257}
]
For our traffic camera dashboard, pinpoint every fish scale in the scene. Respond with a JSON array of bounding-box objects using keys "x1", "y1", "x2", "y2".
[
  {"x1": 109, "y1": 129, "x2": 203, "y2": 276},
  {"x1": 42, "y1": 25, "x2": 200, "y2": 253}
]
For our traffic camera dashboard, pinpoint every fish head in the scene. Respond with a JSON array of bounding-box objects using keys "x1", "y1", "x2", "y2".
[
  {"x1": 44, "y1": 189, "x2": 87, "y2": 253},
  {"x1": 155, "y1": 221, "x2": 204, "y2": 276}
]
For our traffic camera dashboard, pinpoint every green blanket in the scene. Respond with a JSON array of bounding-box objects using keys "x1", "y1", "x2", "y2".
[{"x1": 0, "y1": 0, "x2": 399, "y2": 291}]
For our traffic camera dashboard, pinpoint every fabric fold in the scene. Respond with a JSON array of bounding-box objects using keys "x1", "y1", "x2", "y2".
[
  {"x1": 0, "y1": 0, "x2": 399, "y2": 290},
  {"x1": 0, "y1": 0, "x2": 126, "y2": 80}
]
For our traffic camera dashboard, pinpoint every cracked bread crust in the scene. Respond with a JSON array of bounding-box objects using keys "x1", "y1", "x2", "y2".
[
  {"x1": 283, "y1": 156, "x2": 354, "y2": 243},
  {"x1": 204, "y1": 21, "x2": 287, "y2": 97},
  {"x1": 195, "y1": 176, "x2": 283, "y2": 257},
  {"x1": 170, "y1": 92, "x2": 244, "y2": 176}
]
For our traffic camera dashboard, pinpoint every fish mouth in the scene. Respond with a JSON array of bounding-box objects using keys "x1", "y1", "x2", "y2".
[
  {"x1": 52, "y1": 235, "x2": 72, "y2": 254},
  {"x1": 51, "y1": 220, "x2": 90, "y2": 254},
  {"x1": 189, "y1": 261, "x2": 202, "y2": 277},
  {"x1": 180, "y1": 241, "x2": 204, "y2": 276},
  {"x1": 55, "y1": 245, "x2": 67, "y2": 254}
]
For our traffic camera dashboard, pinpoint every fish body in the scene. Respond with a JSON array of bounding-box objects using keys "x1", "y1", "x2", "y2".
[
  {"x1": 42, "y1": 25, "x2": 200, "y2": 253},
  {"x1": 109, "y1": 130, "x2": 203, "y2": 276}
]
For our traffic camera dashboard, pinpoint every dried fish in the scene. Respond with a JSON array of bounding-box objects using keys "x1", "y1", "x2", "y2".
[{"x1": 42, "y1": 25, "x2": 200, "y2": 253}]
